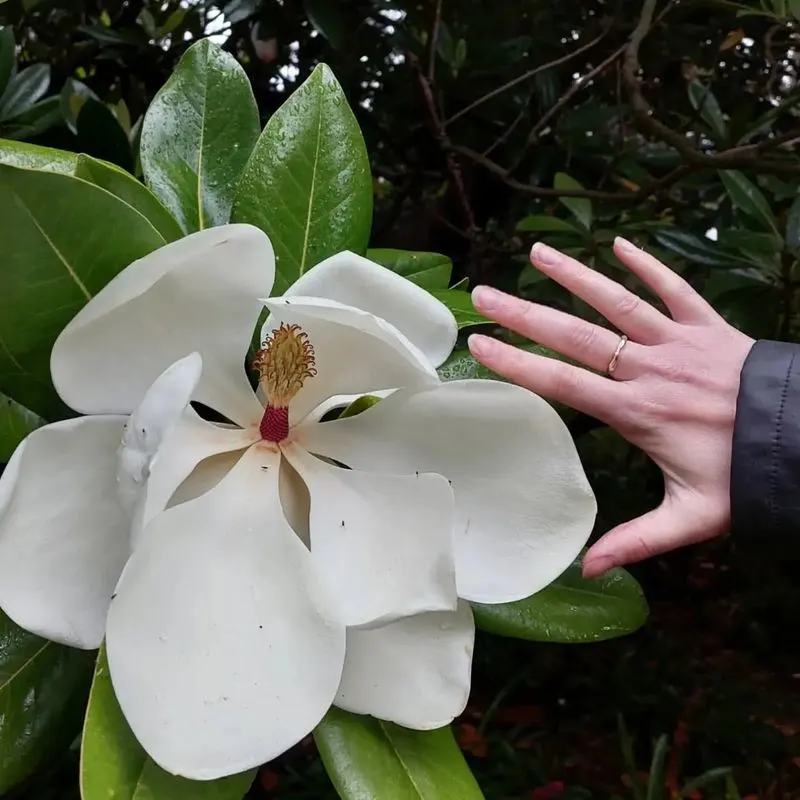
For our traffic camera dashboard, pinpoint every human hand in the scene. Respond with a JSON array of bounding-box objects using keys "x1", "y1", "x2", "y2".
[{"x1": 468, "y1": 238, "x2": 755, "y2": 578}]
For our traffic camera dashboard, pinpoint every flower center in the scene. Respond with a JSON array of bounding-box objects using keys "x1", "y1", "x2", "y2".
[{"x1": 253, "y1": 323, "x2": 317, "y2": 442}]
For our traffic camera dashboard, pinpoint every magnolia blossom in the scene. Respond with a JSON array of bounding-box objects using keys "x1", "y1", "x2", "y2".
[{"x1": 1, "y1": 223, "x2": 596, "y2": 781}]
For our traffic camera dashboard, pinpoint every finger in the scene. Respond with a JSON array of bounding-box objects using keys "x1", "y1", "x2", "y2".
[
  {"x1": 530, "y1": 242, "x2": 671, "y2": 344},
  {"x1": 613, "y1": 237, "x2": 718, "y2": 324},
  {"x1": 471, "y1": 286, "x2": 644, "y2": 379},
  {"x1": 468, "y1": 333, "x2": 628, "y2": 422},
  {"x1": 582, "y1": 501, "x2": 719, "y2": 577}
]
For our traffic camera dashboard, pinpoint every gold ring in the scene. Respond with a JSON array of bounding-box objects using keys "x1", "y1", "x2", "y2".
[{"x1": 606, "y1": 335, "x2": 628, "y2": 375}]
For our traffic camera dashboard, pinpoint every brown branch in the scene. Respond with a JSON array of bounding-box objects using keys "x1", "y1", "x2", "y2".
[
  {"x1": 427, "y1": 0, "x2": 443, "y2": 83},
  {"x1": 444, "y1": 26, "x2": 610, "y2": 127}
]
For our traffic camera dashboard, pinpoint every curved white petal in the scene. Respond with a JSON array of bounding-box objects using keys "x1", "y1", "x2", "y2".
[
  {"x1": 301, "y1": 380, "x2": 597, "y2": 604},
  {"x1": 335, "y1": 601, "x2": 474, "y2": 729},
  {"x1": 261, "y1": 296, "x2": 438, "y2": 425},
  {"x1": 287, "y1": 251, "x2": 458, "y2": 368},
  {"x1": 106, "y1": 446, "x2": 345, "y2": 780},
  {"x1": 133, "y1": 409, "x2": 256, "y2": 549},
  {"x1": 52, "y1": 224, "x2": 272, "y2": 425},
  {"x1": 0, "y1": 417, "x2": 131, "y2": 648},
  {"x1": 283, "y1": 444, "x2": 458, "y2": 628},
  {"x1": 117, "y1": 352, "x2": 203, "y2": 513}
]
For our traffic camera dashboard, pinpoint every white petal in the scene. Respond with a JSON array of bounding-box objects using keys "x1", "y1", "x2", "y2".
[
  {"x1": 283, "y1": 444, "x2": 458, "y2": 628},
  {"x1": 133, "y1": 409, "x2": 256, "y2": 549},
  {"x1": 117, "y1": 352, "x2": 203, "y2": 513},
  {"x1": 261, "y1": 296, "x2": 438, "y2": 424},
  {"x1": 287, "y1": 251, "x2": 458, "y2": 368},
  {"x1": 301, "y1": 380, "x2": 597, "y2": 604},
  {"x1": 106, "y1": 446, "x2": 345, "y2": 780},
  {"x1": 335, "y1": 601, "x2": 474, "y2": 729},
  {"x1": 0, "y1": 417, "x2": 131, "y2": 648},
  {"x1": 51, "y1": 224, "x2": 272, "y2": 425}
]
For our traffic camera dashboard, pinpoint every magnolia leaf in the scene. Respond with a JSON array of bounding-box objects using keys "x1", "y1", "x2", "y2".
[
  {"x1": 787, "y1": 195, "x2": 800, "y2": 250},
  {"x1": 687, "y1": 81, "x2": 728, "y2": 144},
  {"x1": 0, "y1": 392, "x2": 43, "y2": 461},
  {"x1": 0, "y1": 138, "x2": 78, "y2": 173},
  {"x1": 0, "y1": 63, "x2": 49, "y2": 120},
  {"x1": 315, "y1": 708, "x2": 484, "y2": 800},
  {"x1": 232, "y1": 64, "x2": 372, "y2": 293},
  {"x1": 471, "y1": 560, "x2": 648, "y2": 643},
  {"x1": 430, "y1": 289, "x2": 486, "y2": 328},
  {"x1": 60, "y1": 77, "x2": 99, "y2": 134},
  {"x1": 516, "y1": 215, "x2": 582, "y2": 233},
  {"x1": 719, "y1": 170, "x2": 778, "y2": 233},
  {"x1": 553, "y1": 172, "x2": 592, "y2": 231},
  {"x1": 0, "y1": 611, "x2": 95, "y2": 794},
  {"x1": 653, "y1": 229, "x2": 749, "y2": 269},
  {"x1": 0, "y1": 27, "x2": 14, "y2": 98},
  {"x1": 77, "y1": 99, "x2": 134, "y2": 173},
  {"x1": 0, "y1": 95, "x2": 61, "y2": 140},
  {"x1": 367, "y1": 248, "x2": 452, "y2": 290},
  {"x1": 0, "y1": 165, "x2": 166, "y2": 417},
  {"x1": 140, "y1": 38, "x2": 260, "y2": 234},
  {"x1": 303, "y1": 0, "x2": 345, "y2": 48},
  {"x1": 74, "y1": 155, "x2": 183, "y2": 242},
  {"x1": 81, "y1": 646, "x2": 256, "y2": 800}
]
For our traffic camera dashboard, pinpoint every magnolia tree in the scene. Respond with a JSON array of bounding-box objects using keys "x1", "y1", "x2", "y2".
[{"x1": 0, "y1": 38, "x2": 649, "y2": 800}]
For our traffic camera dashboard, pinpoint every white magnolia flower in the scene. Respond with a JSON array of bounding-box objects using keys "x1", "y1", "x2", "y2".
[
  {"x1": 4, "y1": 223, "x2": 596, "y2": 781},
  {"x1": 0, "y1": 352, "x2": 203, "y2": 648}
]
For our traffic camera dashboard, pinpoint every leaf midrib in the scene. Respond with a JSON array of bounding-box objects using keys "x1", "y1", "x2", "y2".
[
  {"x1": 376, "y1": 721, "x2": 427, "y2": 799},
  {"x1": 298, "y1": 87, "x2": 324, "y2": 276},
  {"x1": 0, "y1": 640, "x2": 51, "y2": 694}
]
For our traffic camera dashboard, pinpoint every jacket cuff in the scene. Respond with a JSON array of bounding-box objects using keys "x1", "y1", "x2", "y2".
[{"x1": 731, "y1": 340, "x2": 800, "y2": 537}]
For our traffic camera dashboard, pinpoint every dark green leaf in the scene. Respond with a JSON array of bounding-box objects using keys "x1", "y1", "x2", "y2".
[
  {"x1": 303, "y1": 0, "x2": 345, "y2": 49},
  {"x1": 60, "y1": 77, "x2": 99, "y2": 134},
  {"x1": 430, "y1": 289, "x2": 485, "y2": 328},
  {"x1": 719, "y1": 170, "x2": 778, "y2": 232},
  {"x1": 787, "y1": 195, "x2": 800, "y2": 250},
  {"x1": 0, "y1": 611, "x2": 95, "y2": 794},
  {"x1": 141, "y1": 38, "x2": 260, "y2": 234},
  {"x1": 76, "y1": 25, "x2": 146, "y2": 47},
  {"x1": 0, "y1": 27, "x2": 15, "y2": 97},
  {"x1": 0, "y1": 95, "x2": 60, "y2": 140},
  {"x1": 74, "y1": 155, "x2": 182, "y2": 242},
  {"x1": 516, "y1": 215, "x2": 582, "y2": 233},
  {"x1": 0, "y1": 63, "x2": 49, "y2": 119},
  {"x1": 232, "y1": 64, "x2": 373, "y2": 293},
  {"x1": 653, "y1": 229, "x2": 747, "y2": 268},
  {"x1": 0, "y1": 165, "x2": 166, "y2": 417},
  {"x1": 0, "y1": 138, "x2": 77, "y2": 173},
  {"x1": 553, "y1": 172, "x2": 592, "y2": 230},
  {"x1": 315, "y1": 707, "x2": 484, "y2": 800},
  {"x1": 687, "y1": 81, "x2": 728, "y2": 143},
  {"x1": 367, "y1": 248, "x2": 452, "y2": 290},
  {"x1": 81, "y1": 647, "x2": 255, "y2": 800},
  {"x1": 76, "y1": 99, "x2": 133, "y2": 172},
  {"x1": 0, "y1": 392, "x2": 43, "y2": 460},
  {"x1": 471, "y1": 560, "x2": 648, "y2": 643}
]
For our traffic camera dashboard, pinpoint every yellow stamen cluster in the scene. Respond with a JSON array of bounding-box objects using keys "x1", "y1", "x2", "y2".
[{"x1": 253, "y1": 323, "x2": 317, "y2": 408}]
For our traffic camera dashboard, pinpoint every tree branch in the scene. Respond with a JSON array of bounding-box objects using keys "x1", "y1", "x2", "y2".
[{"x1": 427, "y1": 0, "x2": 443, "y2": 83}]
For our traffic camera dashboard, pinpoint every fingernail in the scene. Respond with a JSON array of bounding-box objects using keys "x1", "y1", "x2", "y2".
[
  {"x1": 468, "y1": 333, "x2": 495, "y2": 358},
  {"x1": 471, "y1": 285, "x2": 503, "y2": 311},
  {"x1": 531, "y1": 242, "x2": 561, "y2": 266},
  {"x1": 582, "y1": 555, "x2": 617, "y2": 578},
  {"x1": 614, "y1": 236, "x2": 636, "y2": 253}
]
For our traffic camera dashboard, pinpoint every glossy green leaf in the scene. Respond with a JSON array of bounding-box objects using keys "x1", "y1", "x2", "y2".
[
  {"x1": 233, "y1": 64, "x2": 373, "y2": 293},
  {"x1": 367, "y1": 248, "x2": 452, "y2": 290},
  {"x1": 553, "y1": 172, "x2": 592, "y2": 230},
  {"x1": 719, "y1": 170, "x2": 778, "y2": 232},
  {"x1": 315, "y1": 707, "x2": 484, "y2": 800},
  {"x1": 0, "y1": 392, "x2": 43, "y2": 461},
  {"x1": 687, "y1": 81, "x2": 728, "y2": 143},
  {"x1": 653, "y1": 229, "x2": 748, "y2": 269},
  {"x1": 140, "y1": 38, "x2": 260, "y2": 234},
  {"x1": 74, "y1": 155, "x2": 183, "y2": 242},
  {"x1": 60, "y1": 77, "x2": 99, "y2": 134},
  {"x1": 787, "y1": 194, "x2": 800, "y2": 250},
  {"x1": 516, "y1": 215, "x2": 582, "y2": 233},
  {"x1": 471, "y1": 560, "x2": 648, "y2": 643},
  {"x1": 77, "y1": 99, "x2": 133, "y2": 172},
  {"x1": 0, "y1": 137, "x2": 77, "y2": 172},
  {"x1": 430, "y1": 289, "x2": 485, "y2": 328},
  {"x1": 0, "y1": 95, "x2": 60, "y2": 140},
  {"x1": 81, "y1": 647, "x2": 255, "y2": 800},
  {"x1": 0, "y1": 63, "x2": 49, "y2": 119},
  {"x1": 0, "y1": 164, "x2": 166, "y2": 417},
  {"x1": 438, "y1": 344, "x2": 563, "y2": 382},
  {"x1": 0, "y1": 27, "x2": 15, "y2": 98},
  {"x1": 0, "y1": 611, "x2": 95, "y2": 794},
  {"x1": 303, "y1": 0, "x2": 345, "y2": 48}
]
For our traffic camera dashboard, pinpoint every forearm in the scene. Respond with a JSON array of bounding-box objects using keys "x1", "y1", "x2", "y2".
[{"x1": 731, "y1": 340, "x2": 800, "y2": 536}]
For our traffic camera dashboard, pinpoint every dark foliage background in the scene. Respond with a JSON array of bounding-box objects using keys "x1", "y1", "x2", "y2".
[{"x1": 3, "y1": 0, "x2": 800, "y2": 796}]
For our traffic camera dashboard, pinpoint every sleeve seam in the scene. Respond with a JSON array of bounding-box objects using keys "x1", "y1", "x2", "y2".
[{"x1": 767, "y1": 352, "x2": 795, "y2": 528}]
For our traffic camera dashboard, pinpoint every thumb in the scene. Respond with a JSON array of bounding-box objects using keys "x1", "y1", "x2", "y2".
[{"x1": 582, "y1": 499, "x2": 715, "y2": 578}]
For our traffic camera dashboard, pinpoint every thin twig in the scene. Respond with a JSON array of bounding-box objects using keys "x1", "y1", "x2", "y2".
[
  {"x1": 427, "y1": 0, "x2": 443, "y2": 83},
  {"x1": 445, "y1": 26, "x2": 609, "y2": 127}
]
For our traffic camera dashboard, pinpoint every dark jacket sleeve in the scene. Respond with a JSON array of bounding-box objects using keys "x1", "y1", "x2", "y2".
[{"x1": 731, "y1": 340, "x2": 800, "y2": 536}]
